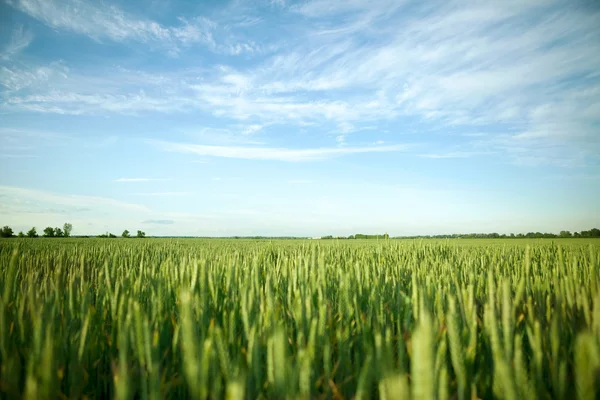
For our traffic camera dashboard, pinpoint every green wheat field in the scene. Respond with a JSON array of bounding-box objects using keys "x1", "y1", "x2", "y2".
[{"x1": 0, "y1": 238, "x2": 599, "y2": 399}]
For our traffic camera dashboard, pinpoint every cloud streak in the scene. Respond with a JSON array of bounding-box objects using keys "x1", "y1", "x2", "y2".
[
  {"x1": 2, "y1": 0, "x2": 599, "y2": 168},
  {"x1": 114, "y1": 178, "x2": 171, "y2": 182},
  {"x1": 130, "y1": 192, "x2": 188, "y2": 196},
  {"x1": 142, "y1": 219, "x2": 175, "y2": 225},
  {"x1": 0, "y1": 185, "x2": 150, "y2": 214},
  {"x1": 419, "y1": 151, "x2": 492, "y2": 159},
  {"x1": 6, "y1": 0, "x2": 257, "y2": 55},
  {"x1": 153, "y1": 140, "x2": 410, "y2": 162},
  {"x1": 1, "y1": 25, "x2": 34, "y2": 60}
]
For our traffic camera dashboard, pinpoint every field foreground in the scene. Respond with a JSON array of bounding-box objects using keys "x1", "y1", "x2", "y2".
[{"x1": 0, "y1": 238, "x2": 599, "y2": 399}]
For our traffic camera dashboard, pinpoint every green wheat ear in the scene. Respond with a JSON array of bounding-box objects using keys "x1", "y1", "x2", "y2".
[
  {"x1": 447, "y1": 295, "x2": 467, "y2": 400},
  {"x1": 1, "y1": 236, "x2": 599, "y2": 399},
  {"x1": 379, "y1": 373, "x2": 410, "y2": 400},
  {"x1": 575, "y1": 332, "x2": 600, "y2": 400},
  {"x1": 412, "y1": 310, "x2": 435, "y2": 400}
]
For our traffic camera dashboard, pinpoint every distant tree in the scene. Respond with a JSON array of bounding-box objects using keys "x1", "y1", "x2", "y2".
[
  {"x1": 0, "y1": 226, "x2": 15, "y2": 238},
  {"x1": 122, "y1": 230, "x2": 131, "y2": 238},
  {"x1": 136, "y1": 230, "x2": 146, "y2": 238},
  {"x1": 27, "y1": 227, "x2": 38, "y2": 238},
  {"x1": 43, "y1": 227, "x2": 55, "y2": 237},
  {"x1": 377, "y1": 228, "x2": 598, "y2": 240},
  {"x1": 17, "y1": 231, "x2": 25, "y2": 238},
  {"x1": 63, "y1": 223, "x2": 73, "y2": 237},
  {"x1": 99, "y1": 232, "x2": 117, "y2": 238},
  {"x1": 383, "y1": 233, "x2": 389, "y2": 239},
  {"x1": 54, "y1": 227, "x2": 64, "y2": 237}
]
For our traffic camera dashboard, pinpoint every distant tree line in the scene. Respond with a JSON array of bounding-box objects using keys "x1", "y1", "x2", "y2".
[
  {"x1": 320, "y1": 233, "x2": 390, "y2": 239},
  {"x1": 318, "y1": 229, "x2": 600, "y2": 239},
  {"x1": 2, "y1": 225, "x2": 599, "y2": 239},
  {"x1": 392, "y1": 228, "x2": 600, "y2": 239},
  {"x1": 229, "y1": 236, "x2": 303, "y2": 240},
  {"x1": 98, "y1": 230, "x2": 146, "y2": 238},
  {"x1": 0, "y1": 224, "x2": 148, "y2": 238},
  {"x1": 0, "y1": 223, "x2": 73, "y2": 238}
]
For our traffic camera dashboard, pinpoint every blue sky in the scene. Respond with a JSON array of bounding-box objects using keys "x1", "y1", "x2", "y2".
[{"x1": 0, "y1": 0, "x2": 599, "y2": 236}]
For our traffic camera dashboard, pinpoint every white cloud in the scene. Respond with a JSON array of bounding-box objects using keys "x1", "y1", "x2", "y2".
[
  {"x1": 142, "y1": 219, "x2": 175, "y2": 225},
  {"x1": 0, "y1": 127, "x2": 67, "y2": 142},
  {"x1": 0, "y1": 186, "x2": 219, "y2": 235},
  {"x1": 4, "y1": 90, "x2": 192, "y2": 115},
  {"x1": 183, "y1": 126, "x2": 267, "y2": 146},
  {"x1": 337, "y1": 122, "x2": 354, "y2": 133},
  {"x1": 0, "y1": 185, "x2": 150, "y2": 217},
  {"x1": 131, "y1": 192, "x2": 188, "y2": 197},
  {"x1": 419, "y1": 151, "x2": 491, "y2": 159},
  {"x1": 6, "y1": 0, "x2": 257, "y2": 55},
  {"x1": 114, "y1": 178, "x2": 171, "y2": 182},
  {"x1": 0, "y1": 153, "x2": 39, "y2": 158},
  {"x1": 0, "y1": 61, "x2": 69, "y2": 92},
  {"x1": 293, "y1": 0, "x2": 401, "y2": 18},
  {"x1": 2, "y1": 0, "x2": 599, "y2": 168},
  {"x1": 130, "y1": 192, "x2": 188, "y2": 196},
  {"x1": 152, "y1": 140, "x2": 410, "y2": 162},
  {"x1": 1, "y1": 26, "x2": 34, "y2": 60},
  {"x1": 241, "y1": 124, "x2": 264, "y2": 135},
  {"x1": 8, "y1": 0, "x2": 168, "y2": 42}
]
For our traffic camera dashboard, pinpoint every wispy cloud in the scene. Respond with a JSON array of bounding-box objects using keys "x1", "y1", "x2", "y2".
[
  {"x1": 152, "y1": 140, "x2": 410, "y2": 162},
  {"x1": 183, "y1": 126, "x2": 267, "y2": 146},
  {"x1": 0, "y1": 185, "x2": 150, "y2": 214},
  {"x1": 4, "y1": 90, "x2": 192, "y2": 115},
  {"x1": 114, "y1": 178, "x2": 171, "y2": 182},
  {"x1": 240, "y1": 124, "x2": 265, "y2": 135},
  {"x1": 2, "y1": 0, "x2": 599, "y2": 168},
  {"x1": 7, "y1": 0, "x2": 258, "y2": 55},
  {"x1": 1, "y1": 25, "x2": 34, "y2": 60},
  {"x1": 419, "y1": 151, "x2": 492, "y2": 159},
  {"x1": 0, "y1": 153, "x2": 39, "y2": 158},
  {"x1": 131, "y1": 192, "x2": 188, "y2": 196},
  {"x1": 142, "y1": 219, "x2": 174, "y2": 225},
  {"x1": 292, "y1": 0, "x2": 401, "y2": 19}
]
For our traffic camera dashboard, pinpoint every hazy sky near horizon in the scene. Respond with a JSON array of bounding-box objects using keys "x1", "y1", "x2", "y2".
[{"x1": 1, "y1": 0, "x2": 599, "y2": 236}]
